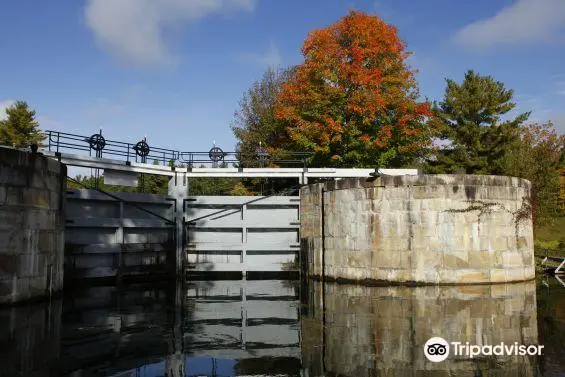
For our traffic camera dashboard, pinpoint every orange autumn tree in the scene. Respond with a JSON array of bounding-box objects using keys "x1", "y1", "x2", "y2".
[{"x1": 274, "y1": 11, "x2": 432, "y2": 167}]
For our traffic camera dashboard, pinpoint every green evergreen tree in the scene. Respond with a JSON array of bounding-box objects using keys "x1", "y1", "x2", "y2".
[
  {"x1": 427, "y1": 70, "x2": 530, "y2": 174},
  {"x1": 0, "y1": 101, "x2": 45, "y2": 148}
]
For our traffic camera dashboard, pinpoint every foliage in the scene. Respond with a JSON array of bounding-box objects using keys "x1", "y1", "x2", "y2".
[
  {"x1": 67, "y1": 174, "x2": 136, "y2": 192},
  {"x1": 231, "y1": 67, "x2": 301, "y2": 194},
  {"x1": 560, "y1": 172, "x2": 565, "y2": 212},
  {"x1": 559, "y1": 145, "x2": 565, "y2": 213},
  {"x1": 68, "y1": 160, "x2": 171, "y2": 194},
  {"x1": 189, "y1": 177, "x2": 252, "y2": 196},
  {"x1": 0, "y1": 101, "x2": 45, "y2": 148},
  {"x1": 231, "y1": 66, "x2": 296, "y2": 165},
  {"x1": 427, "y1": 70, "x2": 530, "y2": 174},
  {"x1": 140, "y1": 160, "x2": 170, "y2": 194},
  {"x1": 534, "y1": 239, "x2": 560, "y2": 250},
  {"x1": 186, "y1": 163, "x2": 252, "y2": 196},
  {"x1": 502, "y1": 122, "x2": 565, "y2": 227},
  {"x1": 273, "y1": 11, "x2": 432, "y2": 168}
]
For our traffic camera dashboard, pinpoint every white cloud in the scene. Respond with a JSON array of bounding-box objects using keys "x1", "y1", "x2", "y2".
[
  {"x1": 84, "y1": 0, "x2": 257, "y2": 68},
  {"x1": 0, "y1": 99, "x2": 16, "y2": 120},
  {"x1": 453, "y1": 0, "x2": 565, "y2": 51},
  {"x1": 236, "y1": 41, "x2": 282, "y2": 67}
]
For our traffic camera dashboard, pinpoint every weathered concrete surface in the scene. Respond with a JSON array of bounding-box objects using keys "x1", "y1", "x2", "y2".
[
  {"x1": 301, "y1": 280, "x2": 539, "y2": 376},
  {"x1": 0, "y1": 147, "x2": 66, "y2": 304},
  {"x1": 300, "y1": 174, "x2": 535, "y2": 284}
]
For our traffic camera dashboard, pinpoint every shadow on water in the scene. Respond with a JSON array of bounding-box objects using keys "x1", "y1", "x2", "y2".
[{"x1": 0, "y1": 278, "x2": 564, "y2": 376}]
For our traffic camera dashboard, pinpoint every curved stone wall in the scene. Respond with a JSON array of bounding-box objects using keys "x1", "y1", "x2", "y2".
[
  {"x1": 301, "y1": 281, "x2": 539, "y2": 376},
  {"x1": 0, "y1": 147, "x2": 66, "y2": 304},
  {"x1": 300, "y1": 174, "x2": 534, "y2": 284}
]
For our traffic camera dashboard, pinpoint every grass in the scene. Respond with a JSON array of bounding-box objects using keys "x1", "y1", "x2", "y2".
[
  {"x1": 534, "y1": 215, "x2": 565, "y2": 257},
  {"x1": 536, "y1": 216, "x2": 565, "y2": 243}
]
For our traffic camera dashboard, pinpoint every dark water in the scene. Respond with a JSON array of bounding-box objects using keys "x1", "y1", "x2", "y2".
[{"x1": 1, "y1": 277, "x2": 564, "y2": 377}]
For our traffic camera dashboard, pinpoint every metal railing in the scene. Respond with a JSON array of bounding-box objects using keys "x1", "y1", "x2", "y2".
[
  {"x1": 45, "y1": 130, "x2": 311, "y2": 168},
  {"x1": 46, "y1": 130, "x2": 178, "y2": 165}
]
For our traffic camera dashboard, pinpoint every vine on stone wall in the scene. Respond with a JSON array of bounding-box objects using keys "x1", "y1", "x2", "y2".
[
  {"x1": 444, "y1": 196, "x2": 532, "y2": 241},
  {"x1": 446, "y1": 200, "x2": 501, "y2": 222}
]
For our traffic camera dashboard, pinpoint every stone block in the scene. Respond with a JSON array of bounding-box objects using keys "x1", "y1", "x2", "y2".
[
  {"x1": 524, "y1": 265, "x2": 535, "y2": 280},
  {"x1": 384, "y1": 268, "x2": 413, "y2": 282},
  {"x1": 6, "y1": 187, "x2": 24, "y2": 206},
  {"x1": 374, "y1": 250, "x2": 402, "y2": 269},
  {"x1": 412, "y1": 185, "x2": 445, "y2": 199},
  {"x1": 446, "y1": 185, "x2": 467, "y2": 200},
  {"x1": 384, "y1": 188, "x2": 410, "y2": 200},
  {"x1": 455, "y1": 269, "x2": 489, "y2": 284},
  {"x1": 502, "y1": 251, "x2": 525, "y2": 268},
  {"x1": 413, "y1": 268, "x2": 440, "y2": 283},
  {"x1": 367, "y1": 187, "x2": 382, "y2": 200},
  {"x1": 490, "y1": 269, "x2": 507, "y2": 283},
  {"x1": 443, "y1": 251, "x2": 469, "y2": 269},
  {"x1": 468, "y1": 250, "x2": 490, "y2": 269},
  {"x1": 505, "y1": 268, "x2": 526, "y2": 282}
]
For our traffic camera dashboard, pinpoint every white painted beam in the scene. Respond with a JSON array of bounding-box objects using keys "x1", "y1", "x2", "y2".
[{"x1": 46, "y1": 151, "x2": 419, "y2": 178}]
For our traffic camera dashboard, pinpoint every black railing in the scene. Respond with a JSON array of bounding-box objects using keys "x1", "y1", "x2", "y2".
[
  {"x1": 45, "y1": 130, "x2": 311, "y2": 168},
  {"x1": 46, "y1": 130, "x2": 178, "y2": 165}
]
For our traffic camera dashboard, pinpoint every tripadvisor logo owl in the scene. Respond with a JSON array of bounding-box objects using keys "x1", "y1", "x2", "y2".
[{"x1": 424, "y1": 337, "x2": 450, "y2": 362}]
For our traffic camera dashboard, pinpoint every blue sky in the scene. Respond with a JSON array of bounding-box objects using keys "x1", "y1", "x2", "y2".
[{"x1": 1, "y1": 0, "x2": 564, "y2": 153}]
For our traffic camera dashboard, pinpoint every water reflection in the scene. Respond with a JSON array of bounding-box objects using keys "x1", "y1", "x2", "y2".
[
  {"x1": 0, "y1": 299, "x2": 61, "y2": 377},
  {"x1": 183, "y1": 280, "x2": 301, "y2": 376},
  {"x1": 301, "y1": 280, "x2": 541, "y2": 377},
  {"x1": 1, "y1": 278, "x2": 564, "y2": 376},
  {"x1": 537, "y1": 277, "x2": 565, "y2": 376}
]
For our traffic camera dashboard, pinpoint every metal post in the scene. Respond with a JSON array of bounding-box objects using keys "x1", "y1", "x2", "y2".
[
  {"x1": 168, "y1": 172, "x2": 188, "y2": 280},
  {"x1": 241, "y1": 203, "x2": 247, "y2": 274}
]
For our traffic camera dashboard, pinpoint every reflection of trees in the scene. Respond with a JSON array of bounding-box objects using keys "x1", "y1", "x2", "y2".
[
  {"x1": 302, "y1": 281, "x2": 542, "y2": 377},
  {"x1": 537, "y1": 278, "x2": 565, "y2": 376}
]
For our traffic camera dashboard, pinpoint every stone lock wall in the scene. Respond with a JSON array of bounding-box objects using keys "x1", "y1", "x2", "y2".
[
  {"x1": 0, "y1": 147, "x2": 66, "y2": 304},
  {"x1": 300, "y1": 174, "x2": 535, "y2": 284}
]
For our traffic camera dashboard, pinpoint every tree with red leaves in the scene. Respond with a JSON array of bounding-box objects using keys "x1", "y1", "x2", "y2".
[{"x1": 274, "y1": 11, "x2": 432, "y2": 167}]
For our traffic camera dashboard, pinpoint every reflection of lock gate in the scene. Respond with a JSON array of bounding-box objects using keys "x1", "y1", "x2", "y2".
[{"x1": 427, "y1": 344, "x2": 447, "y2": 355}]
